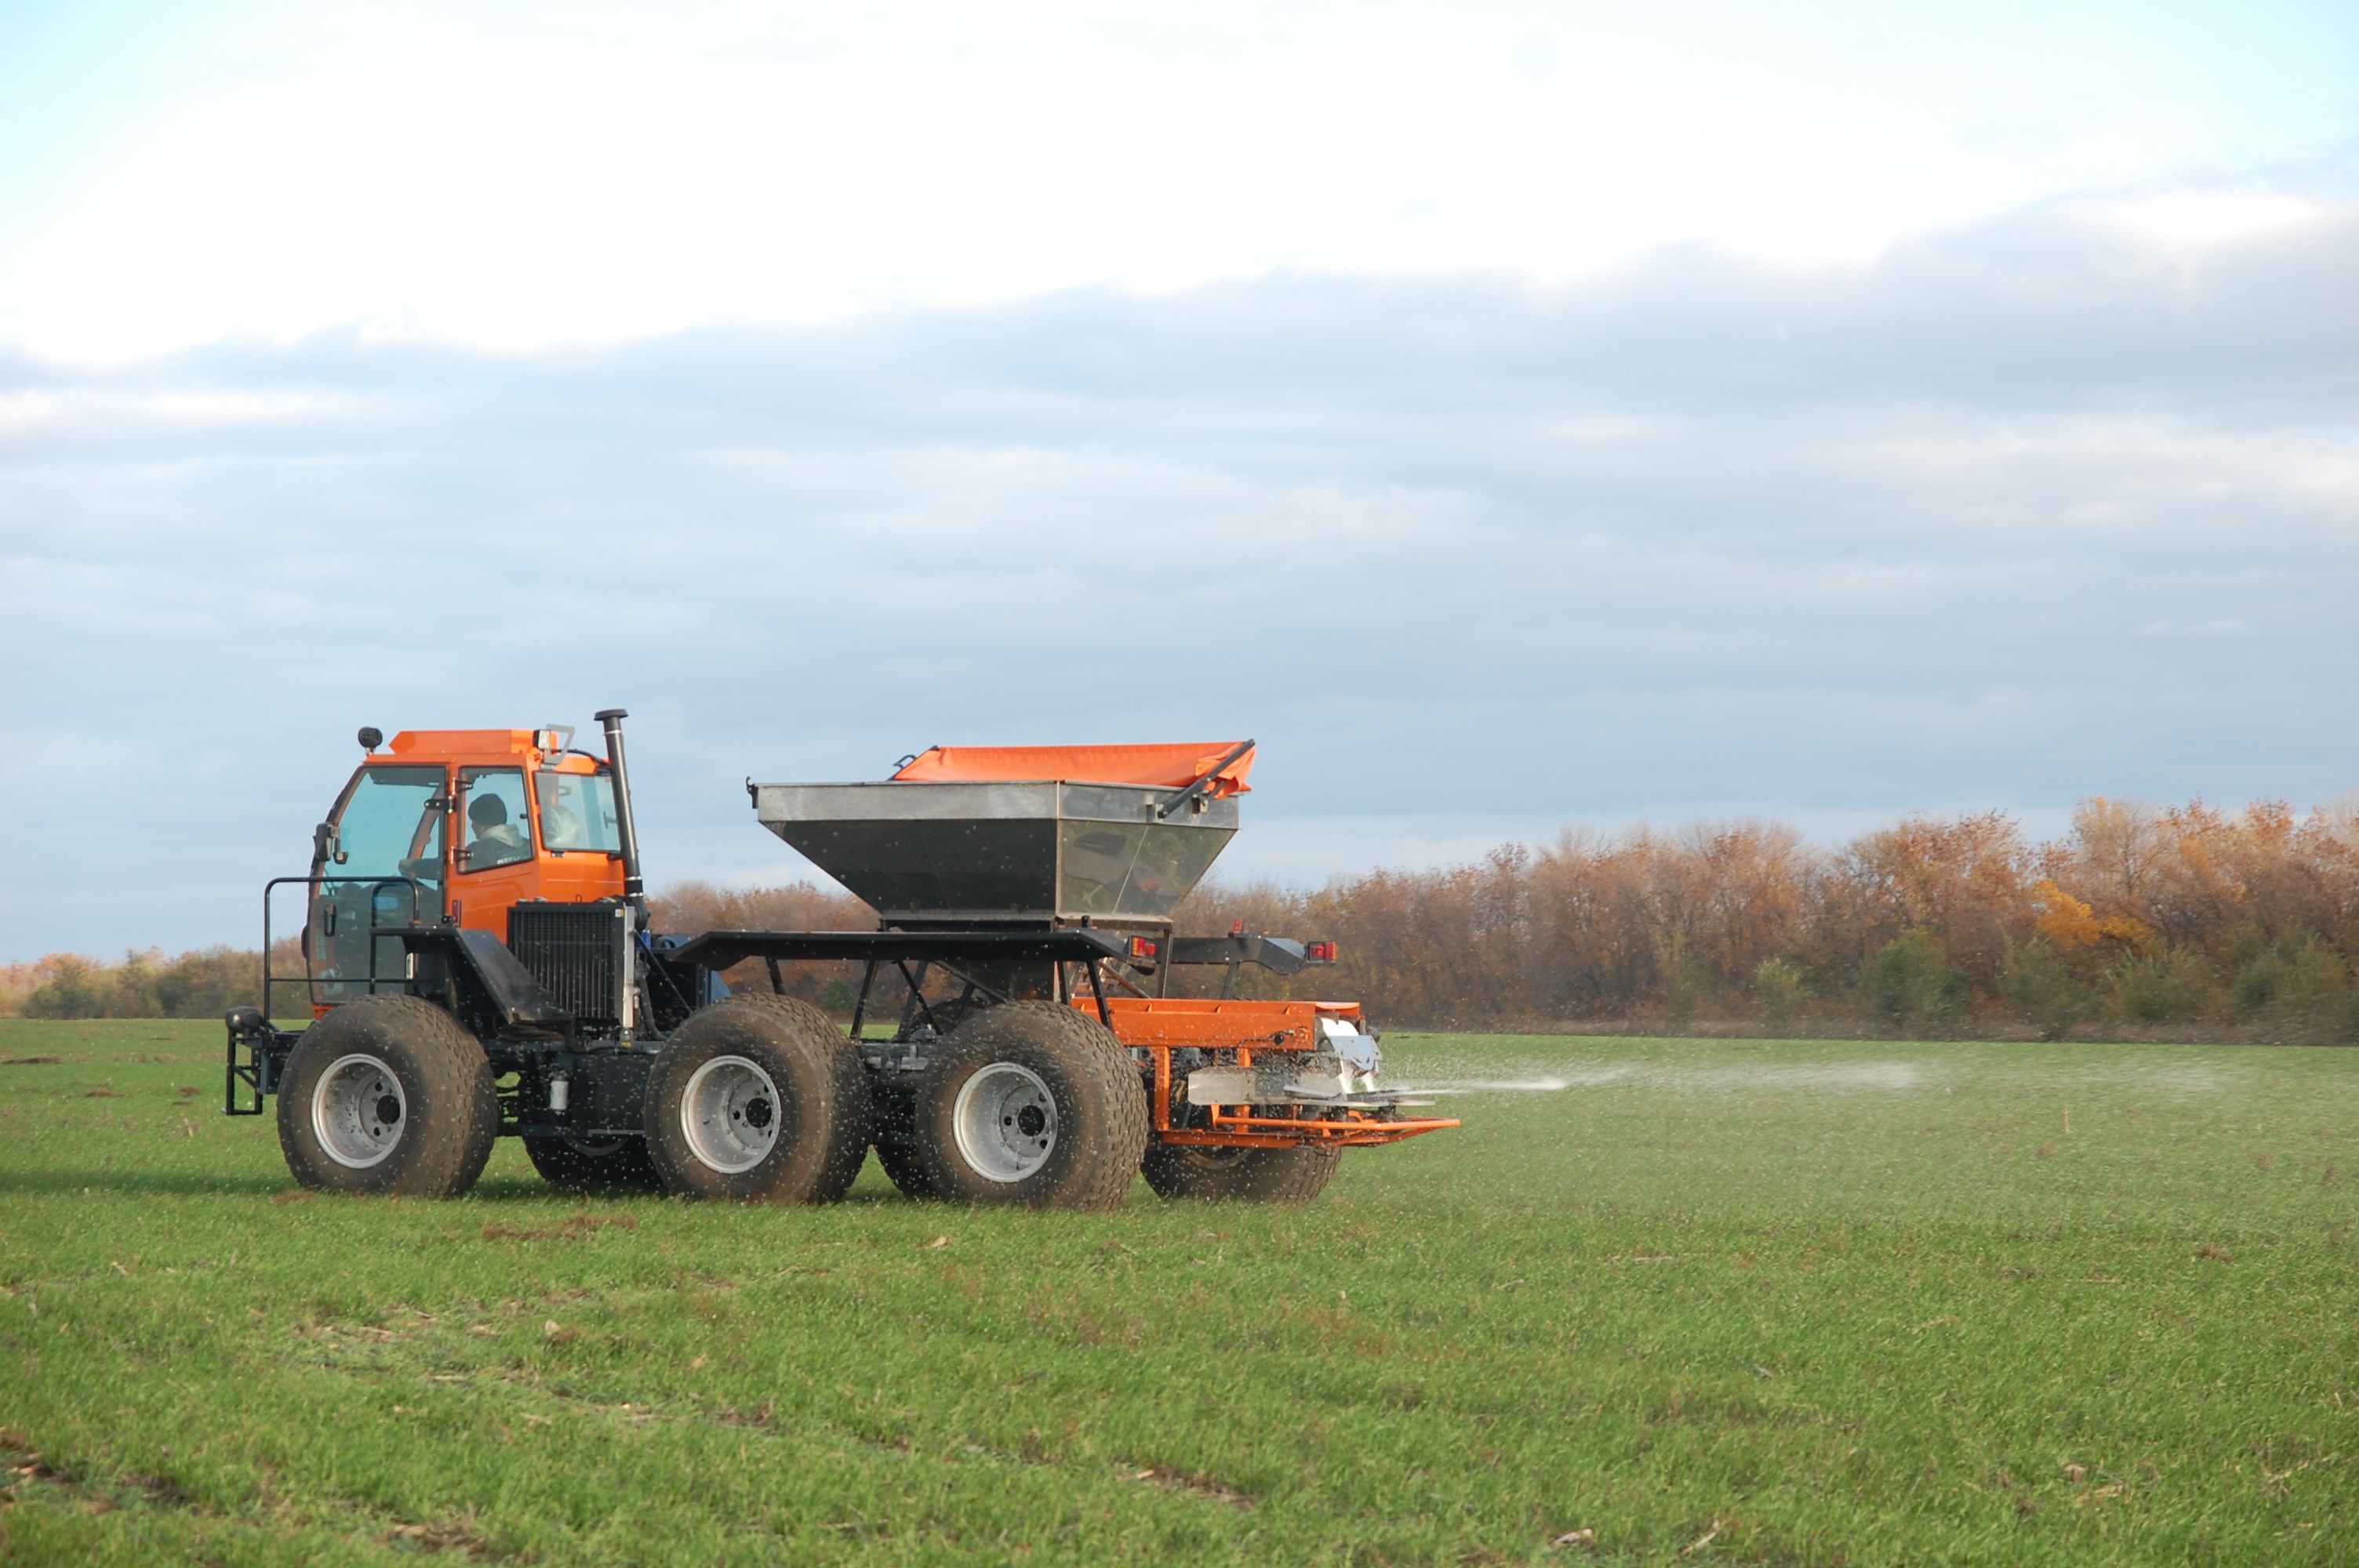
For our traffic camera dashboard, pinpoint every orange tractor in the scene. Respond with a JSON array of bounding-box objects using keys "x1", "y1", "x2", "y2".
[{"x1": 227, "y1": 713, "x2": 1454, "y2": 1207}]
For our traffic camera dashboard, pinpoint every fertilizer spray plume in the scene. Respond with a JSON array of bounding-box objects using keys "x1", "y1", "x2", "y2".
[
  {"x1": 1419, "y1": 1079, "x2": 1576, "y2": 1094},
  {"x1": 1414, "y1": 1068, "x2": 1636, "y2": 1094},
  {"x1": 1428, "y1": 1064, "x2": 1634, "y2": 1094}
]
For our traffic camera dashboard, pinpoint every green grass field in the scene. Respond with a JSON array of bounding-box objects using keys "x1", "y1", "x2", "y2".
[{"x1": 1, "y1": 1020, "x2": 2354, "y2": 1566}]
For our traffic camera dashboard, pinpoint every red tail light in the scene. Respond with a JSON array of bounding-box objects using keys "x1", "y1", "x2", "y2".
[
  {"x1": 1126, "y1": 936, "x2": 1159, "y2": 959},
  {"x1": 1307, "y1": 941, "x2": 1338, "y2": 963}
]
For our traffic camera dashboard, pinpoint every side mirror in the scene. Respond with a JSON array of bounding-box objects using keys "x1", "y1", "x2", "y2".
[{"x1": 312, "y1": 822, "x2": 337, "y2": 866}]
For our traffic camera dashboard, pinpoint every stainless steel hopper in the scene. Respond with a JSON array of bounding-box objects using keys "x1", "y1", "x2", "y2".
[{"x1": 752, "y1": 779, "x2": 1239, "y2": 925}]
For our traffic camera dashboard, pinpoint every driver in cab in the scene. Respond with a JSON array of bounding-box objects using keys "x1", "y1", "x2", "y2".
[{"x1": 466, "y1": 794, "x2": 532, "y2": 871}]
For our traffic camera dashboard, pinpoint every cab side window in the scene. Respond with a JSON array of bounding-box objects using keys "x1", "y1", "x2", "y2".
[
  {"x1": 537, "y1": 770, "x2": 623, "y2": 854},
  {"x1": 460, "y1": 768, "x2": 533, "y2": 873}
]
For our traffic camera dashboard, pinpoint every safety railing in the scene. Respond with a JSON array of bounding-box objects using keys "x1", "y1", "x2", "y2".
[{"x1": 261, "y1": 874, "x2": 442, "y2": 1018}]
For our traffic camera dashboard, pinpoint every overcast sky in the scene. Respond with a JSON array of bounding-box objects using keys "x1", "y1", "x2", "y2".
[{"x1": 4, "y1": 0, "x2": 2357, "y2": 959}]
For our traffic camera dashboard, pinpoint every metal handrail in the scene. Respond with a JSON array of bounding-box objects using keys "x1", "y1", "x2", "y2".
[{"x1": 261, "y1": 874, "x2": 440, "y2": 1018}]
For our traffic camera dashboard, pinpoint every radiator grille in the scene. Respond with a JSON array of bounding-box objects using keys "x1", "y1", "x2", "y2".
[{"x1": 508, "y1": 902, "x2": 622, "y2": 1026}]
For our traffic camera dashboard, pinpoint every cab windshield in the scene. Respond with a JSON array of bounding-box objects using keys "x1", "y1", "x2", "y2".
[{"x1": 538, "y1": 770, "x2": 623, "y2": 854}]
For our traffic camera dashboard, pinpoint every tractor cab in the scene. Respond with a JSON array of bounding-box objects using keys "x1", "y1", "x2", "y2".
[{"x1": 308, "y1": 726, "x2": 627, "y2": 1005}]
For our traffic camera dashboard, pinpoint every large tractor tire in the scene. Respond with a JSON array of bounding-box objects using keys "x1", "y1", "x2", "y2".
[
  {"x1": 523, "y1": 1134, "x2": 663, "y2": 1195},
  {"x1": 643, "y1": 994, "x2": 871, "y2": 1202},
  {"x1": 277, "y1": 995, "x2": 499, "y2": 1197},
  {"x1": 911, "y1": 1002, "x2": 1147, "y2": 1210},
  {"x1": 870, "y1": 1080, "x2": 940, "y2": 1200},
  {"x1": 1141, "y1": 1140, "x2": 1343, "y2": 1203}
]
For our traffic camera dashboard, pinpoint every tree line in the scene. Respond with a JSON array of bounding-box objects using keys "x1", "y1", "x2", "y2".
[
  {"x1": 0, "y1": 947, "x2": 273, "y2": 1023},
  {"x1": 9, "y1": 796, "x2": 2356, "y2": 1040},
  {"x1": 1176, "y1": 797, "x2": 2359, "y2": 1040}
]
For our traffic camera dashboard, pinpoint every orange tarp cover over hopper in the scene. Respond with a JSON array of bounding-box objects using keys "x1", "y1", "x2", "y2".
[{"x1": 892, "y1": 742, "x2": 1255, "y2": 797}]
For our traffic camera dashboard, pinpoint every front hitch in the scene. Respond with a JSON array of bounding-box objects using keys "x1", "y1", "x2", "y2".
[{"x1": 224, "y1": 1006, "x2": 296, "y2": 1116}]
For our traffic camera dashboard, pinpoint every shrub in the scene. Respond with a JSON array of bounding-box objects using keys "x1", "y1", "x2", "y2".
[
  {"x1": 2234, "y1": 947, "x2": 2285, "y2": 1014},
  {"x1": 2276, "y1": 936, "x2": 2350, "y2": 1017},
  {"x1": 1752, "y1": 957, "x2": 1808, "y2": 1029},
  {"x1": 20, "y1": 956, "x2": 125, "y2": 1019},
  {"x1": 1652, "y1": 929, "x2": 1710, "y2": 1026},
  {"x1": 2104, "y1": 949, "x2": 2219, "y2": 1023},
  {"x1": 154, "y1": 947, "x2": 258, "y2": 1018},
  {"x1": 2001, "y1": 936, "x2": 2093, "y2": 1041},
  {"x1": 1869, "y1": 931, "x2": 1967, "y2": 1033}
]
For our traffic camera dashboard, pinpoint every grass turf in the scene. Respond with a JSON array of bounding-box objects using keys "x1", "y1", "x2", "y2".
[{"x1": 0, "y1": 1020, "x2": 2354, "y2": 1565}]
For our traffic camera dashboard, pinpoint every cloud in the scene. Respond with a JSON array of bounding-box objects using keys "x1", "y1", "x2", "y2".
[
  {"x1": 3, "y1": 196, "x2": 2357, "y2": 955},
  {"x1": 6, "y1": 0, "x2": 2357, "y2": 357}
]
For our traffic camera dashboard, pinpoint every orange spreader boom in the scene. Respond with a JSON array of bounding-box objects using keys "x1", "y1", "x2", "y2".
[{"x1": 1073, "y1": 996, "x2": 1459, "y2": 1149}]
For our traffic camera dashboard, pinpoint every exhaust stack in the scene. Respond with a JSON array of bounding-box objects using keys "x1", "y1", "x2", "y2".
[{"x1": 594, "y1": 708, "x2": 647, "y2": 925}]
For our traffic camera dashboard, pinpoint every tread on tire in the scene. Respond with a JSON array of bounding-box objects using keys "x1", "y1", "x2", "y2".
[
  {"x1": 1141, "y1": 1139, "x2": 1342, "y2": 1203},
  {"x1": 912, "y1": 1001, "x2": 1147, "y2": 1210},
  {"x1": 870, "y1": 1079, "x2": 940, "y2": 1200},
  {"x1": 643, "y1": 993, "x2": 871, "y2": 1201},
  {"x1": 523, "y1": 1134, "x2": 663, "y2": 1195},
  {"x1": 276, "y1": 994, "x2": 499, "y2": 1197}
]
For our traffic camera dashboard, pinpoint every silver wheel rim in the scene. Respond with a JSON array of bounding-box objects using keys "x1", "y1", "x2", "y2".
[
  {"x1": 680, "y1": 1054, "x2": 782, "y2": 1174},
  {"x1": 951, "y1": 1061, "x2": 1057, "y2": 1183},
  {"x1": 311, "y1": 1052, "x2": 407, "y2": 1169}
]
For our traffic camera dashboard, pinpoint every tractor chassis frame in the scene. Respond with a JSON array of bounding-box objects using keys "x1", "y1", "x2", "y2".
[{"x1": 230, "y1": 918, "x2": 1455, "y2": 1149}]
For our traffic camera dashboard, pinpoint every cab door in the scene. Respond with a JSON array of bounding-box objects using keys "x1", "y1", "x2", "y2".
[
  {"x1": 312, "y1": 765, "x2": 449, "y2": 1004},
  {"x1": 453, "y1": 765, "x2": 541, "y2": 932}
]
